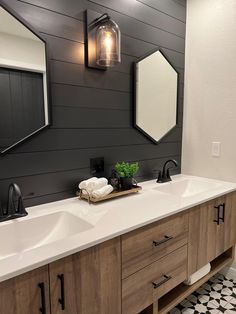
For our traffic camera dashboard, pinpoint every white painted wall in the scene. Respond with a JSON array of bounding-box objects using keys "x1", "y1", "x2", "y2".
[
  {"x1": 183, "y1": 0, "x2": 236, "y2": 181},
  {"x1": 182, "y1": 0, "x2": 236, "y2": 271}
]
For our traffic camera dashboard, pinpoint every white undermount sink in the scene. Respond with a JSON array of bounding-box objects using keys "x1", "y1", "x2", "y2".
[
  {"x1": 153, "y1": 178, "x2": 222, "y2": 198},
  {"x1": 0, "y1": 211, "x2": 92, "y2": 260}
]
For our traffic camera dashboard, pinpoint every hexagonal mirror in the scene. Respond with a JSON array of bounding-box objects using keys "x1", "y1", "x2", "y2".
[
  {"x1": 134, "y1": 50, "x2": 178, "y2": 144},
  {"x1": 0, "y1": 4, "x2": 49, "y2": 155}
]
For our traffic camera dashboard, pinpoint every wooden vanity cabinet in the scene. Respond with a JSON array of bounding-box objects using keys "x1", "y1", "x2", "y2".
[
  {"x1": 224, "y1": 192, "x2": 236, "y2": 251},
  {"x1": 0, "y1": 192, "x2": 235, "y2": 314},
  {"x1": 122, "y1": 245, "x2": 187, "y2": 314},
  {"x1": 49, "y1": 238, "x2": 121, "y2": 314},
  {"x1": 49, "y1": 254, "x2": 80, "y2": 314},
  {"x1": 188, "y1": 191, "x2": 236, "y2": 276},
  {"x1": 0, "y1": 238, "x2": 121, "y2": 314},
  {"x1": 122, "y1": 212, "x2": 189, "y2": 314},
  {"x1": 0, "y1": 266, "x2": 50, "y2": 314},
  {"x1": 122, "y1": 212, "x2": 188, "y2": 279}
]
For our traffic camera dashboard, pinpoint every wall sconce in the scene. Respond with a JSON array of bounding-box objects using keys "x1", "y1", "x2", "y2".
[{"x1": 86, "y1": 10, "x2": 121, "y2": 70}]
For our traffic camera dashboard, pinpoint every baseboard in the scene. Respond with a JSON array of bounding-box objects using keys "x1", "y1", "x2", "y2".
[{"x1": 219, "y1": 266, "x2": 236, "y2": 281}]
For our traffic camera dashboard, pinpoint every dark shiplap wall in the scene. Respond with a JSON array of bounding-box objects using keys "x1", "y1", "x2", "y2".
[{"x1": 0, "y1": 0, "x2": 186, "y2": 207}]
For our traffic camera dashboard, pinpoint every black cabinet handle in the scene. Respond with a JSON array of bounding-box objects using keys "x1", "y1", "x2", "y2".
[
  {"x1": 219, "y1": 203, "x2": 225, "y2": 223},
  {"x1": 214, "y1": 203, "x2": 225, "y2": 225},
  {"x1": 153, "y1": 235, "x2": 173, "y2": 247},
  {"x1": 214, "y1": 205, "x2": 220, "y2": 225},
  {"x1": 152, "y1": 275, "x2": 172, "y2": 289},
  {"x1": 38, "y1": 282, "x2": 46, "y2": 314},
  {"x1": 58, "y1": 274, "x2": 65, "y2": 310}
]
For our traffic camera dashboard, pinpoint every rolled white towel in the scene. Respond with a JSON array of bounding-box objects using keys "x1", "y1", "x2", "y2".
[
  {"x1": 79, "y1": 177, "x2": 97, "y2": 190},
  {"x1": 184, "y1": 263, "x2": 211, "y2": 286},
  {"x1": 87, "y1": 178, "x2": 108, "y2": 193},
  {"x1": 91, "y1": 185, "x2": 113, "y2": 199}
]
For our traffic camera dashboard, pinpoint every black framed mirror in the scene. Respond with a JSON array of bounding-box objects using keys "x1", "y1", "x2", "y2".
[
  {"x1": 134, "y1": 49, "x2": 179, "y2": 144},
  {"x1": 0, "y1": 1, "x2": 50, "y2": 155}
]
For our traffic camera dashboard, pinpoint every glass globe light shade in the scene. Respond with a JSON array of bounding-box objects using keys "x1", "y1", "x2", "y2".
[{"x1": 96, "y1": 18, "x2": 121, "y2": 67}]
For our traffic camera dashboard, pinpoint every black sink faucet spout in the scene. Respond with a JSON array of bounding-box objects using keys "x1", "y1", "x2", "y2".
[
  {"x1": 7, "y1": 183, "x2": 27, "y2": 215},
  {"x1": 157, "y1": 159, "x2": 178, "y2": 183},
  {"x1": 0, "y1": 183, "x2": 28, "y2": 223}
]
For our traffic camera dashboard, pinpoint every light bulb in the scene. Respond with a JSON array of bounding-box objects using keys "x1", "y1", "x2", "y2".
[{"x1": 103, "y1": 32, "x2": 113, "y2": 49}]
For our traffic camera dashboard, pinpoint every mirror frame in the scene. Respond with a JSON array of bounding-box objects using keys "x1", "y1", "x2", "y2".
[
  {"x1": 0, "y1": 0, "x2": 51, "y2": 155},
  {"x1": 134, "y1": 48, "x2": 179, "y2": 145}
]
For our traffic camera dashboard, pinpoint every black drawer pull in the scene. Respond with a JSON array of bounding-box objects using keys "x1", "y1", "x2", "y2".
[
  {"x1": 214, "y1": 203, "x2": 225, "y2": 225},
  {"x1": 152, "y1": 275, "x2": 172, "y2": 289},
  {"x1": 58, "y1": 274, "x2": 65, "y2": 310},
  {"x1": 38, "y1": 282, "x2": 46, "y2": 314},
  {"x1": 153, "y1": 235, "x2": 173, "y2": 247}
]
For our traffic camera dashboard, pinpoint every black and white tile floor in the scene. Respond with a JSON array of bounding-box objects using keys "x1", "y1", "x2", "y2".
[{"x1": 169, "y1": 273, "x2": 236, "y2": 314}]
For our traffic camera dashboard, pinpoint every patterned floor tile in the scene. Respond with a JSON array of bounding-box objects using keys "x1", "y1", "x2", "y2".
[{"x1": 169, "y1": 273, "x2": 236, "y2": 314}]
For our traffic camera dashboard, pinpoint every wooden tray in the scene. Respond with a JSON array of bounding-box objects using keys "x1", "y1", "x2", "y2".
[{"x1": 77, "y1": 185, "x2": 142, "y2": 204}]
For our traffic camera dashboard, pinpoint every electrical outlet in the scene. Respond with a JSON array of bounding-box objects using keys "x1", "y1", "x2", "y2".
[
  {"x1": 212, "y1": 142, "x2": 221, "y2": 157},
  {"x1": 90, "y1": 157, "x2": 104, "y2": 176}
]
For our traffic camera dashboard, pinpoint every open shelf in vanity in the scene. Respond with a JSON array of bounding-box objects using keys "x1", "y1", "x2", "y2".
[{"x1": 159, "y1": 248, "x2": 234, "y2": 314}]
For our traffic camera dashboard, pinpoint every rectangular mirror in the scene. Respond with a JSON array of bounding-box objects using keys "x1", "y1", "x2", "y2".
[
  {"x1": 0, "y1": 4, "x2": 49, "y2": 154},
  {"x1": 134, "y1": 49, "x2": 178, "y2": 144}
]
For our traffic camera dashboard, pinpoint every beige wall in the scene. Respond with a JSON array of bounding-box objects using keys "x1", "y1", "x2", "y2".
[
  {"x1": 182, "y1": 0, "x2": 236, "y2": 267},
  {"x1": 183, "y1": 0, "x2": 236, "y2": 182}
]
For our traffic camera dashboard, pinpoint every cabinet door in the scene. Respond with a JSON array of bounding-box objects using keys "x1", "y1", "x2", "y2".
[
  {"x1": 188, "y1": 194, "x2": 236, "y2": 276},
  {"x1": 0, "y1": 266, "x2": 50, "y2": 314},
  {"x1": 188, "y1": 198, "x2": 224, "y2": 275},
  {"x1": 211, "y1": 193, "x2": 236, "y2": 258},
  {"x1": 49, "y1": 254, "x2": 80, "y2": 314},
  {"x1": 49, "y1": 238, "x2": 121, "y2": 314},
  {"x1": 79, "y1": 238, "x2": 121, "y2": 314},
  {"x1": 223, "y1": 191, "x2": 236, "y2": 251}
]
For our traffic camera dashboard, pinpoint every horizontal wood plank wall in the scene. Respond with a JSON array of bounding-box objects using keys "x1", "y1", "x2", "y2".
[{"x1": 0, "y1": 0, "x2": 186, "y2": 207}]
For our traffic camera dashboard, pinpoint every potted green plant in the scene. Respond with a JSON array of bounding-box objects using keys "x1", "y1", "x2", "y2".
[{"x1": 115, "y1": 161, "x2": 139, "y2": 190}]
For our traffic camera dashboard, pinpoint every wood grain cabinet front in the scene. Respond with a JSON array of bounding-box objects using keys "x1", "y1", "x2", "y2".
[
  {"x1": 49, "y1": 237, "x2": 121, "y2": 314},
  {"x1": 0, "y1": 238, "x2": 121, "y2": 314},
  {"x1": 122, "y1": 245, "x2": 188, "y2": 314},
  {"x1": 122, "y1": 212, "x2": 188, "y2": 279},
  {"x1": 0, "y1": 192, "x2": 235, "y2": 314},
  {"x1": 49, "y1": 254, "x2": 80, "y2": 314},
  {"x1": 224, "y1": 192, "x2": 236, "y2": 251},
  {"x1": 188, "y1": 191, "x2": 236, "y2": 276},
  {"x1": 0, "y1": 266, "x2": 50, "y2": 314}
]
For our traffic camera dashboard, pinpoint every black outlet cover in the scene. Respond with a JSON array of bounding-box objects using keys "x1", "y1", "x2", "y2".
[{"x1": 90, "y1": 157, "x2": 105, "y2": 176}]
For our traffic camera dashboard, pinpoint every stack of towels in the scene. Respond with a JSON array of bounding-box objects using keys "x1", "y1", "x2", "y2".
[
  {"x1": 184, "y1": 263, "x2": 211, "y2": 285},
  {"x1": 79, "y1": 177, "x2": 113, "y2": 199}
]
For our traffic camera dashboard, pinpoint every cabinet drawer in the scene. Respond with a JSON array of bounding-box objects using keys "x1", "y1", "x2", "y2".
[
  {"x1": 122, "y1": 245, "x2": 187, "y2": 314},
  {"x1": 122, "y1": 212, "x2": 188, "y2": 278}
]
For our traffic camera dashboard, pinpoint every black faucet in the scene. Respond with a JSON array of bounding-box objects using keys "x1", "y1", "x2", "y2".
[
  {"x1": 0, "y1": 183, "x2": 28, "y2": 223},
  {"x1": 156, "y1": 159, "x2": 178, "y2": 183}
]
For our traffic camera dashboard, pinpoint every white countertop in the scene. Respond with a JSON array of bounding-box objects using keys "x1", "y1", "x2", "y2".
[{"x1": 0, "y1": 174, "x2": 236, "y2": 282}]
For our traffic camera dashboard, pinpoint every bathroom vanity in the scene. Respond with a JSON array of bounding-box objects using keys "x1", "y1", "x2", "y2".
[{"x1": 0, "y1": 175, "x2": 235, "y2": 314}]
